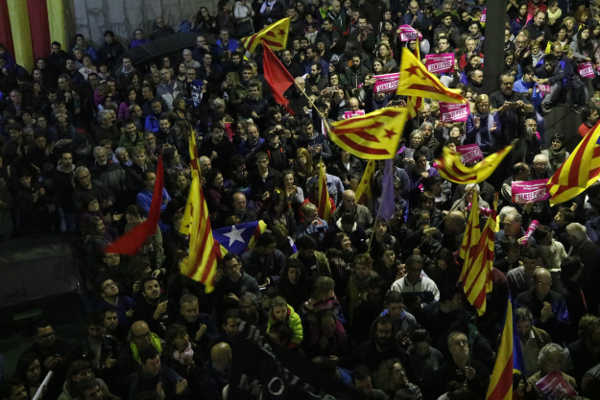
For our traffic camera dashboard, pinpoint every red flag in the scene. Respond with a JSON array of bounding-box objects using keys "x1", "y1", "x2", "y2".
[
  {"x1": 262, "y1": 43, "x2": 295, "y2": 114},
  {"x1": 105, "y1": 156, "x2": 164, "y2": 255}
]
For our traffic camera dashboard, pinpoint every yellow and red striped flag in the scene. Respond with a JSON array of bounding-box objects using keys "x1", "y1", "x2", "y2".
[
  {"x1": 459, "y1": 190, "x2": 481, "y2": 282},
  {"x1": 434, "y1": 143, "x2": 514, "y2": 184},
  {"x1": 355, "y1": 160, "x2": 376, "y2": 205},
  {"x1": 486, "y1": 297, "x2": 524, "y2": 400},
  {"x1": 179, "y1": 131, "x2": 200, "y2": 237},
  {"x1": 396, "y1": 47, "x2": 466, "y2": 104},
  {"x1": 460, "y1": 200, "x2": 499, "y2": 316},
  {"x1": 327, "y1": 107, "x2": 408, "y2": 160},
  {"x1": 179, "y1": 172, "x2": 222, "y2": 293},
  {"x1": 317, "y1": 162, "x2": 332, "y2": 221},
  {"x1": 547, "y1": 121, "x2": 600, "y2": 206},
  {"x1": 241, "y1": 17, "x2": 290, "y2": 53}
]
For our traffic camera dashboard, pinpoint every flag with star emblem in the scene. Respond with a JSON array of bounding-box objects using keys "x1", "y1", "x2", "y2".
[
  {"x1": 327, "y1": 107, "x2": 408, "y2": 160},
  {"x1": 434, "y1": 143, "x2": 514, "y2": 184},
  {"x1": 396, "y1": 47, "x2": 466, "y2": 104},
  {"x1": 241, "y1": 17, "x2": 290, "y2": 53},
  {"x1": 213, "y1": 220, "x2": 268, "y2": 255}
]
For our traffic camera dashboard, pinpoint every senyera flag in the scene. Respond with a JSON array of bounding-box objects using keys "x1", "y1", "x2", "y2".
[{"x1": 241, "y1": 17, "x2": 290, "y2": 53}]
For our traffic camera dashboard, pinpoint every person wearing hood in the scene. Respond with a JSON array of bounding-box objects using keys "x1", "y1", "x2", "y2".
[{"x1": 266, "y1": 296, "x2": 304, "y2": 348}]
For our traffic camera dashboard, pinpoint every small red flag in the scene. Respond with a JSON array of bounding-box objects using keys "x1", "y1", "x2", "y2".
[
  {"x1": 105, "y1": 155, "x2": 164, "y2": 255},
  {"x1": 262, "y1": 43, "x2": 295, "y2": 114}
]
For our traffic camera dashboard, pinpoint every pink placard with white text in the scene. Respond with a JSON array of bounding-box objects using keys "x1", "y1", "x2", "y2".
[
  {"x1": 456, "y1": 144, "x2": 483, "y2": 164},
  {"x1": 440, "y1": 102, "x2": 470, "y2": 122},
  {"x1": 579, "y1": 62, "x2": 595, "y2": 78},
  {"x1": 425, "y1": 53, "x2": 455, "y2": 74}
]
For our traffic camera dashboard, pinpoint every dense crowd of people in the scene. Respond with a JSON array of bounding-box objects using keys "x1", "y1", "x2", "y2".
[{"x1": 2, "y1": 0, "x2": 600, "y2": 399}]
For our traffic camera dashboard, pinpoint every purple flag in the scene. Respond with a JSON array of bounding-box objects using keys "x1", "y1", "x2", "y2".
[{"x1": 377, "y1": 159, "x2": 395, "y2": 221}]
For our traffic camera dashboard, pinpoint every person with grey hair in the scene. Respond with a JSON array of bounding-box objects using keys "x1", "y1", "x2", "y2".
[
  {"x1": 532, "y1": 153, "x2": 552, "y2": 179},
  {"x1": 114, "y1": 147, "x2": 132, "y2": 167},
  {"x1": 449, "y1": 183, "x2": 490, "y2": 213},
  {"x1": 182, "y1": 48, "x2": 200, "y2": 69},
  {"x1": 91, "y1": 109, "x2": 120, "y2": 144},
  {"x1": 526, "y1": 343, "x2": 578, "y2": 396},
  {"x1": 516, "y1": 306, "x2": 551, "y2": 376}
]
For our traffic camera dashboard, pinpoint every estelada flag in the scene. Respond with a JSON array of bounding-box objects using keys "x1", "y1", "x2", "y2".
[
  {"x1": 263, "y1": 44, "x2": 295, "y2": 114},
  {"x1": 547, "y1": 120, "x2": 600, "y2": 206},
  {"x1": 396, "y1": 47, "x2": 466, "y2": 104},
  {"x1": 241, "y1": 17, "x2": 290, "y2": 53},
  {"x1": 327, "y1": 107, "x2": 408, "y2": 160},
  {"x1": 434, "y1": 143, "x2": 514, "y2": 184}
]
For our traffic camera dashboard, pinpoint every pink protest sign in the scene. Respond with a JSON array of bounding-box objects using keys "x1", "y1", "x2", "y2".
[
  {"x1": 511, "y1": 179, "x2": 550, "y2": 204},
  {"x1": 480, "y1": 8, "x2": 487, "y2": 23},
  {"x1": 456, "y1": 144, "x2": 483, "y2": 164},
  {"x1": 578, "y1": 62, "x2": 595, "y2": 78},
  {"x1": 398, "y1": 25, "x2": 422, "y2": 42},
  {"x1": 535, "y1": 371, "x2": 577, "y2": 399},
  {"x1": 373, "y1": 72, "x2": 400, "y2": 93},
  {"x1": 537, "y1": 83, "x2": 551, "y2": 96},
  {"x1": 425, "y1": 53, "x2": 455, "y2": 74},
  {"x1": 343, "y1": 109, "x2": 365, "y2": 119},
  {"x1": 440, "y1": 102, "x2": 470, "y2": 122}
]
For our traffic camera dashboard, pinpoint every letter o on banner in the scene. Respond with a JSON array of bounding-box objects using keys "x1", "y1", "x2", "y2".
[{"x1": 267, "y1": 377, "x2": 285, "y2": 396}]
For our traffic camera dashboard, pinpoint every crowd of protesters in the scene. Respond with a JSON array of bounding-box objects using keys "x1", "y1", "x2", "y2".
[{"x1": 2, "y1": 0, "x2": 600, "y2": 399}]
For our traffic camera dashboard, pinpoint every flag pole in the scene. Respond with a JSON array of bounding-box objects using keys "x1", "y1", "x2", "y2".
[{"x1": 294, "y1": 82, "x2": 329, "y2": 123}]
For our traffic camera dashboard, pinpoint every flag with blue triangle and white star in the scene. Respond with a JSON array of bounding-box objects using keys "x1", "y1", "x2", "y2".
[{"x1": 213, "y1": 220, "x2": 267, "y2": 255}]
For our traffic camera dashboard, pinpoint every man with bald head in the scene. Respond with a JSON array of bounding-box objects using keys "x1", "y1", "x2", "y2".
[
  {"x1": 209, "y1": 342, "x2": 232, "y2": 396},
  {"x1": 516, "y1": 267, "x2": 570, "y2": 341},
  {"x1": 333, "y1": 189, "x2": 373, "y2": 230},
  {"x1": 121, "y1": 320, "x2": 163, "y2": 372}
]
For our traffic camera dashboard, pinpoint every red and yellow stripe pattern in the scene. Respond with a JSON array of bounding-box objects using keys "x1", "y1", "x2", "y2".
[{"x1": 241, "y1": 17, "x2": 290, "y2": 53}]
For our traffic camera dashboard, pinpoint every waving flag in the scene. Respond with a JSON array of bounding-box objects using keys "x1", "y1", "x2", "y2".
[
  {"x1": 179, "y1": 130, "x2": 200, "y2": 237},
  {"x1": 213, "y1": 220, "x2": 267, "y2": 255},
  {"x1": 396, "y1": 47, "x2": 466, "y2": 104},
  {"x1": 460, "y1": 200, "x2": 499, "y2": 316},
  {"x1": 355, "y1": 160, "x2": 376, "y2": 205},
  {"x1": 434, "y1": 143, "x2": 514, "y2": 184},
  {"x1": 179, "y1": 172, "x2": 222, "y2": 292},
  {"x1": 547, "y1": 121, "x2": 600, "y2": 206},
  {"x1": 105, "y1": 156, "x2": 164, "y2": 255},
  {"x1": 459, "y1": 191, "x2": 482, "y2": 282},
  {"x1": 328, "y1": 107, "x2": 408, "y2": 159},
  {"x1": 317, "y1": 162, "x2": 332, "y2": 221},
  {"x1": 486, "y1": 297, "x2": 524, "y2": 400},
  {"x1": 241, "y1": 17, "x2": 290, "y2": 53},
  {"x1": 262, "y1": 44, "x2": 295, "y2": 114}
]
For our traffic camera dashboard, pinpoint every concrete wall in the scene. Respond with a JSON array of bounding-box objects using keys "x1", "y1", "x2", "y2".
[{"x1": 72, "y1": 0, "x2": 218, "y2": 46}]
